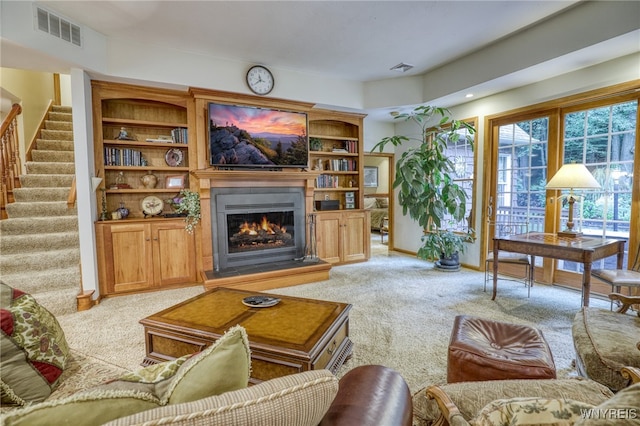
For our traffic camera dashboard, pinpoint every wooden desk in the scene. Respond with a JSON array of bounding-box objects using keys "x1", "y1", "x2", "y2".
[{"x1": 492, "y1": 233, "x2": 625, "y2": 306}]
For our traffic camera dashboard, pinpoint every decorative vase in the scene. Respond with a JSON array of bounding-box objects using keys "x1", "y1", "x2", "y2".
[
  {"x1": 140, "y1": 171, "x2": 158, "y2": 189},
  {"x1": 116, "y1": 202, "x2": 129, "y2": 219}
]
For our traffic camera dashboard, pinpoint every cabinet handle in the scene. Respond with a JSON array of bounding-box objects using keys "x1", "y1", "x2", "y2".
[
  {"x1": 153, "y1": 237, "x2": 158, "y2": 241},
  {"x1": 146, "y1": 238, "x2": 150, "y2": 241},
  {"x1": 327, "y1": 339, "x2": 337, "y2": 355}
]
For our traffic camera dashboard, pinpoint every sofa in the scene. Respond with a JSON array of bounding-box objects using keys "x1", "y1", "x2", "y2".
[
  {"x1": 364, "y1": 196, "x2": 388, "y2": 231},
  {"x1": 572, "y1": 293, "x2": 640, "y2": 392},
  {"x1": 1, "y1": 282, "x2": 413, "y2": 425}
]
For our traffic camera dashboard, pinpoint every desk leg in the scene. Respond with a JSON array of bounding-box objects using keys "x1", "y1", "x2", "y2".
[
  {"x1": 582, "y1": 261, "x2": 592, "y2": 307},
  {"x1": 492, "y1": 240, "x2": 498, "y2": 300}
]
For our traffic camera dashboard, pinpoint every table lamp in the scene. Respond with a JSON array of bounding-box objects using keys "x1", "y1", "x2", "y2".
[{"x1": 545, "y1": 163, "x2": 600, "y2": 238}]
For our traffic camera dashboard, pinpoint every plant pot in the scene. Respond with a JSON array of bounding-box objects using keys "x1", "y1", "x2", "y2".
[{"x1": 435, "y1": 252, "x2": 460, "y2": 271}]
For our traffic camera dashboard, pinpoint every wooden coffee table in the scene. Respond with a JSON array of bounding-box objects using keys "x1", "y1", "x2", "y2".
[{"x1": 140, "y1": 287, "x2": 353, "y2": 383}]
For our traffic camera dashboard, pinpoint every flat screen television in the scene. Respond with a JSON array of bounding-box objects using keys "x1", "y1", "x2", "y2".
[{"x1": 208, "y1": 102, "x2": 309, "y2": 168}]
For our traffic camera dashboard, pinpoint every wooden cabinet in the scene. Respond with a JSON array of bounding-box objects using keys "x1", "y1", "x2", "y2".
[
  {"x1": 308, "y1": 110, "x2": 366, "y2": 211},
  {"x1": 91, "y1": 81, "x2": 195, "y2": 219},
  {"x1": 96, "y1": 219, "x2": 197, "y2": 295},
  {"x1": 315, "y1": 210, "x2": 370, "y2": 265}
]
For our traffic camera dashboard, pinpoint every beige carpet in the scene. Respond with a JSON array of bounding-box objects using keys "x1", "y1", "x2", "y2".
[{"x1": 56, "y1": 234, "x2": 612, "y2": 394}]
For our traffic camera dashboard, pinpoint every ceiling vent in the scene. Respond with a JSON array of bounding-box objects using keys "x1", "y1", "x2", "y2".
[
  {"x1": 35, "y1": 6, "x2": 82, "y2": 47},
  {"x1": 390, "y1": 63, "x2": 414, "y2": 73}
]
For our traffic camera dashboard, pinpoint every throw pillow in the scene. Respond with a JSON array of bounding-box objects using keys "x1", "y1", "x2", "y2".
[
  {"x1": 363, "y1": 198, "x2": 377, "y2": 209},
  {"x1": 376, "y1": 197, "x2": 389, "y2": 208},
  {"x1": 574, "y1": 382, "x2": 640, "y2": 426},
  {"x1": 2, "y1": 325, "x2": 251, "y2": 426},
  {"x1": 0, "y1": 282, "x2": 70, "y2": 406},
  {"x1": 474, "y1": 397, "x2": 595, "y2": 426}
]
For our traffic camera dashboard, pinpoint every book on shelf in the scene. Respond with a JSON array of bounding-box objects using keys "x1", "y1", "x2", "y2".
[
  {"x1": 104, "y1": 147, "x2": 145, "y2": 166},
  {"x1": 171, "y1": 127, "x2": 188, "y2": 144}
]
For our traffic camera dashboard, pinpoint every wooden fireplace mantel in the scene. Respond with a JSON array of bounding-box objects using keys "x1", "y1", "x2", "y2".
[{"x1": 193, "y1": 168, "x2": 330, "y2": 290}]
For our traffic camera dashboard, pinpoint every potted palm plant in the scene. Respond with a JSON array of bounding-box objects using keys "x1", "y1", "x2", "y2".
[{"x1": 372, "y1": 105, "x2": 475, "y2": 270}]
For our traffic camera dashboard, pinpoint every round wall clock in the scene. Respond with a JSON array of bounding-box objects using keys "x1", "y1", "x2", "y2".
[
  {"x1": 141, "y1": 195, "x2": 164, "y2": 218},
  {"x1": 246, "y1": 65, "x2": 274, "y2": 95},
  {"x1": 165, "y1": 148, "x2": 184, "y2": 167}
]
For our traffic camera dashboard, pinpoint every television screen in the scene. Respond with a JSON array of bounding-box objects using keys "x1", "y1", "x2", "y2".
[{"x1": 208, "y1": 103, "x2": 308, "y2": 168}]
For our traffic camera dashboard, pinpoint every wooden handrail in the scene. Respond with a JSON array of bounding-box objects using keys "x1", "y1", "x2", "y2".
[
  {"x1": 26, "y1": 100, "x2": 54, "y2": 162},
  {"x1": 1, "y1": 103, "x2": 23, "y2": 219},
  {"x1": 67, "y1": 176, "x2": 77, "y2": 208}
]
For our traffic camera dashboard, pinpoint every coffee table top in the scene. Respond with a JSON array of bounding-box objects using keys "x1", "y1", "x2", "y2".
[{"x1": 140, "y1": 287, "x2": 351, "y2": 353}]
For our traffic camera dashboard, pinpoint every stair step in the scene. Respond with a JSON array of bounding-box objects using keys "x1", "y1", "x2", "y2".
[
  {"x1": 20, "y1": 174, "x2": 75, "y2": 188},
  {"x1": 0, "y1": 216, "x2": 78, "y2": 235},
  {"x1": 45, "y1": 120, "x2": 73, "y2": 131},
  {"x1": 0, "y1": 248, "x2": 80, "y2": 275},
  {"x1": 35, "y1": 140, "x2": 74, "y2": 152},
  {"x1": 1, "y1": 270, "x2": 80, "y2": 316},
  {"x1": 41, "y1": 129, "x2": 73, "y2": 141},
  {"x1": 0, "y1": 231, "x2": 79, "y2": 254},
  {"x1": 13, "y1": 187, "x2": 71, "y2": 202},
  {"x1": 25, "y1": 162, "x2": 75, "y2": 174},
  {"x1": 51, "y1": 105, "x2": 72, "y2": 114},
  {"x1": 5, "y1": 201, "x2": 77, "y2": 218},
  {"x1": 32, "y1": 150, "x2": 75, "y2": 162}
]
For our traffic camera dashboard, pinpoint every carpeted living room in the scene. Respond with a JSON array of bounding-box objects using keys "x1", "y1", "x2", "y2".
[{"x1": 2, "y1": 1, "x2": 640, "y2": 425}]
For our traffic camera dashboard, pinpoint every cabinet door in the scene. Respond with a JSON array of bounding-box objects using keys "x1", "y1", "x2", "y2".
[
  {"x1": 316, "y1": 212, "x2": 342, "y2": 264},
  {"x1": 152, "y1": 222, "x2": 197, "y2": 286},
  {"x1": 342, "y1": 212, "x2": 368, "y2": 263},
  {"x1": 105, "y1": 223, "x2": 154, "y2": 293}
]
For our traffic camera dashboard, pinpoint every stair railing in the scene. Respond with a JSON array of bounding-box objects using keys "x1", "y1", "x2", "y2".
[{"x1": 1, "y1": 103, "x2": 23, "y2": 220}]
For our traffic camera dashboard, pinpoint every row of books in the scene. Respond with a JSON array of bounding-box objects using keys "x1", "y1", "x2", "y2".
[
  {"x1": 325, "y1": 158, "x2": 357, "y2": 171},
  {"x1": 104, "y1": 147, "x2": 146, "y2": 166},
  {"x1": 144, "y1": 128, "x2": 188, "y2": 144},
  {"x1": 331, "y1": 140, "x2": 357, "y2": 153},
  {"x1": 316, "y1": 174, "x2": 341, "y2": 188}
]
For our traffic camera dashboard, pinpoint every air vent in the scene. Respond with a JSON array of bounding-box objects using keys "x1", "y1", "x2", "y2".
[{"x1": 35, "y1": 6, "x2": 82, "y2": 47}]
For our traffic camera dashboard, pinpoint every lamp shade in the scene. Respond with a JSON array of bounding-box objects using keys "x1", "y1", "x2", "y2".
[{"x1": 545, "y1": 163, "x2": 600, "y2": 189}]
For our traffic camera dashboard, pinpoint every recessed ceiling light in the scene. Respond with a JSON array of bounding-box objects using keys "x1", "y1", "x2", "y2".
[
  {"x1": 390, "y1": 63, "x2": 414, "y2": 72},
  {"x1": 465, "y1": 93, "x2": 474, "y2": 98}
]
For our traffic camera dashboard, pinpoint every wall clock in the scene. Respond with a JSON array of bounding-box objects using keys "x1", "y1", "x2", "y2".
[
  {"x1": 246, "y1": 65, "x2": 274, "y2": 95},
  {"x1": 141, "y1": 195, "x2": 164, "y2": 218}
]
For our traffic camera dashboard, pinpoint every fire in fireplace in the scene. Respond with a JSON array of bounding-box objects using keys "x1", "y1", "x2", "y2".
[
  {"x1": 228, "y1": 212, "x2": 294, "y2": 253},
  {"x1": 211, "y1": 187, "x2": 305, "y2": 271}
]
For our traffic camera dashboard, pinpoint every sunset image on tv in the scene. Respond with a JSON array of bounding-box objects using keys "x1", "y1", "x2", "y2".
[{"x1": 208, "y1": 103, "x2": 308, "y2": 168}]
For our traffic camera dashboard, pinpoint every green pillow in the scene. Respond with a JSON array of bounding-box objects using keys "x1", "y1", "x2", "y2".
[
  {"x1": 574, "y1": 383, "x2": 640, "y2": 426},
  {"x1": 0, "y1": 282, "x2": 70, "y2": 405},
  {"x1": 474, "y1": 397, "x2": 595, "y2": 426},
  {"x1": 3, "y1": 325, "x2": 251, "y2": 426}
]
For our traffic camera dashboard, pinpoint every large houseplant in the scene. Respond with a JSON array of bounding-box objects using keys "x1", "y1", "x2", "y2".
[{"x1": 372, "y1": 105, "x2": 476, "y2": 268}]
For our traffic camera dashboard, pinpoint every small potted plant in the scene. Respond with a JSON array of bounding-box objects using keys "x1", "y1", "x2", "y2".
[
  {"x1": 372, "y1": 105, "x2": 475, "y2": 269},
  {"x1": 166, "y1": 189, "x2": 201, "y2": 234}
]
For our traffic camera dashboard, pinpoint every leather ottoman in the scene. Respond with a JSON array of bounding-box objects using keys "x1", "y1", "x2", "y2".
[{"x1": 447, "y1": 315, "x2": 556, "y2": 383}]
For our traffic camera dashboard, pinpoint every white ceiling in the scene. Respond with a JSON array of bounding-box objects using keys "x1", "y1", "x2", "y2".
[
  {"x1": 35, "y1": 0, "x2": 580, "y2": 82},
  {"x1": 3, "y1": 1, "x2": 639, "y2": 120}
]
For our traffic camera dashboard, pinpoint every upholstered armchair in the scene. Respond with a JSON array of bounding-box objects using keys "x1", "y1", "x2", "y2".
[
  {"x1": 572, "y1": 293, "x2": 640, "y2": 392},
  {"x1": 415, "y1": 367, "x2": 639, "y2": 426}
]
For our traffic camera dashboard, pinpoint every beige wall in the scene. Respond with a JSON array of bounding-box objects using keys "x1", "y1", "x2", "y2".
[{"x1": 1, "y1": 68, "x2": 56, "y2": 161}]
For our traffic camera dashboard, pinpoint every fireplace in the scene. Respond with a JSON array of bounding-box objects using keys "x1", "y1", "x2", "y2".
[{"x1": 211, "y1": 187, "x2": 305, "y2": 271}]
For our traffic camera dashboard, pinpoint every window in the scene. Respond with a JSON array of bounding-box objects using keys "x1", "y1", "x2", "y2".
[
  {"x1": 494, "y1": 118, "x2": 549, "y2": 233},
  {"x1": 443, "y1": 119, "x2": 477, "y2": 232},
  {"x1": 559, "y1": 99, "x2": 637, "y2": 271}
]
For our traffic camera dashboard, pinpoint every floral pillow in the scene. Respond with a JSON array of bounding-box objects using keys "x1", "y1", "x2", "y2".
[
  {"x1": 0, "y1": 282, "x2": 70, "y2": 405},
  {"x1": 473, "y1": 397, "x2": 595, "y2": 426}
]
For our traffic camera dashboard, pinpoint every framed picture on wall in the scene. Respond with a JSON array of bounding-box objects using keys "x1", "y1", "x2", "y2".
[
  {"x1": 364, "y1": 166, "x2": 378, "y2": 187},
  {"x1": 165, "y1": 175, "x2": 186, "y2": 189}
]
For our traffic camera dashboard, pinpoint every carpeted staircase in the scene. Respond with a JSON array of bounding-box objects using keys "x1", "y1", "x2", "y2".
[{"x1": 0, "y1": 105, "x2": 80, "y2": 315}]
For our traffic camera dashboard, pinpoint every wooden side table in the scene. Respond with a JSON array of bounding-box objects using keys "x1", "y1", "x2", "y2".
[{"x1": 380, "y1": 217, "x2": 389, "y2": 243}]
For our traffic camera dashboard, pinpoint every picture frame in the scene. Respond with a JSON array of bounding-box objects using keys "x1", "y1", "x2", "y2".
[
  {"x1": 364, "y1": 166, "x2": 378, "y2": 188},
  {"x1": 165, "y1": 175, "x2": 186, "y2": 189}
]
